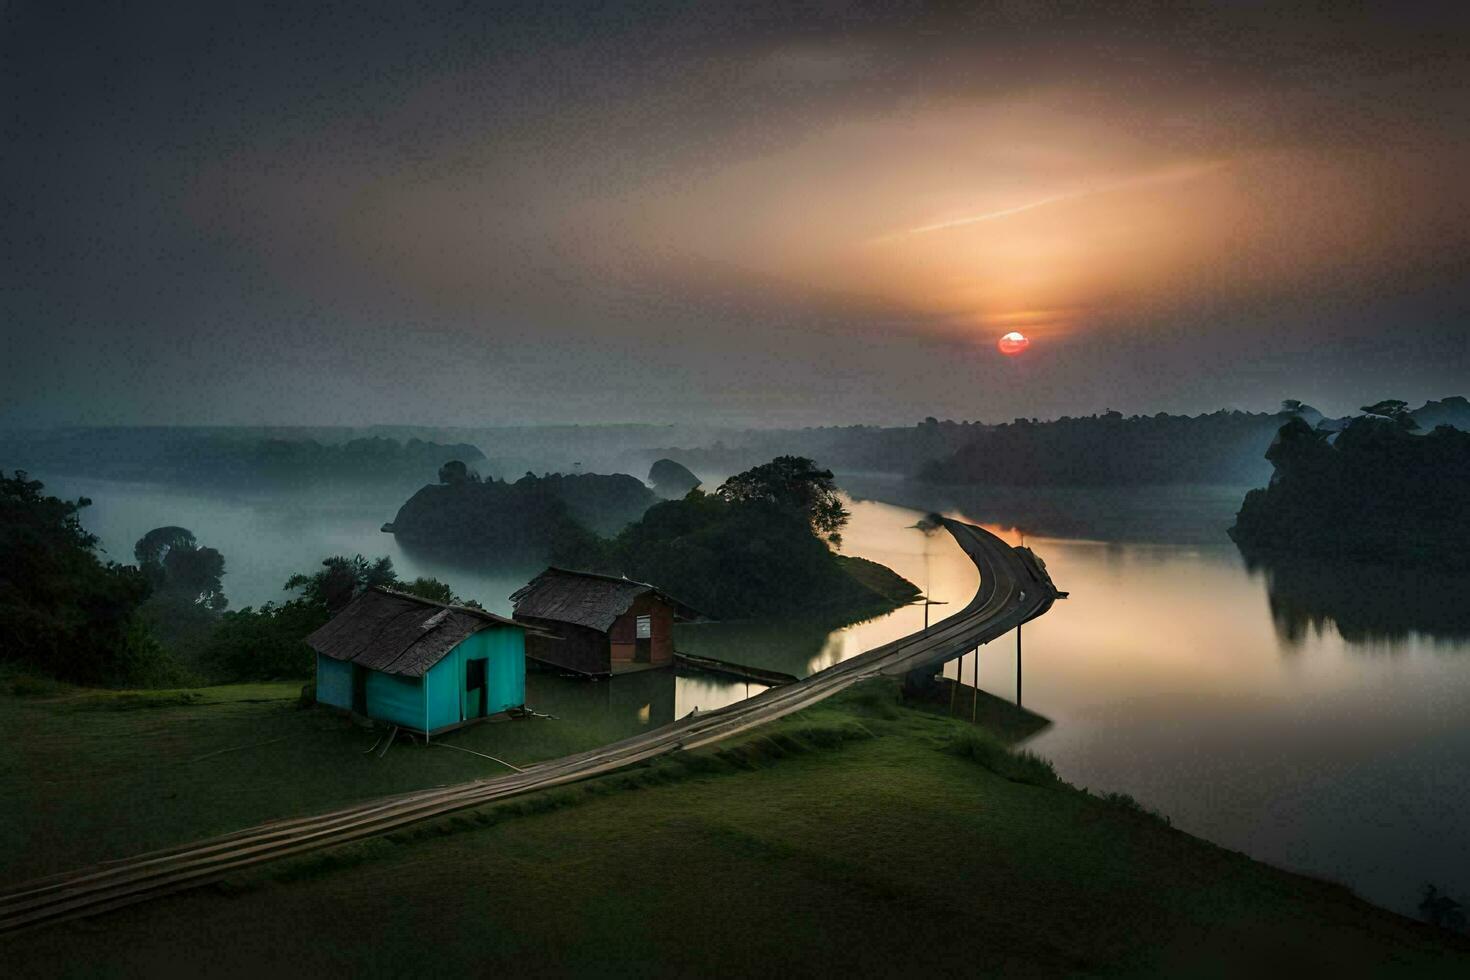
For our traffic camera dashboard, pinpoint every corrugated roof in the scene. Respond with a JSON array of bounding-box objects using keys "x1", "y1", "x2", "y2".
[
  {"x1": 508, "y1": 567, "x2": 705, "y2": 632},
  {"x1": 306, "y1": 587, "x2": 526, "y2": 678}
]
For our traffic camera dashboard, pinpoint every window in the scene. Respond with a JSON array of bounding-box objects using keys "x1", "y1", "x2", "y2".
[
  {"x1": 636, "y1": 615, "x2": 652, "y2": 639},
  {"x1": 466, "y1": 658, "x2": 486, "y2": 690}
]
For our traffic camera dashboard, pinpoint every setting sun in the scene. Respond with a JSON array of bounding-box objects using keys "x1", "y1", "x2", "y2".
[{"x1": 998, "y1": 331, "x2": 1031, "y2": 356}]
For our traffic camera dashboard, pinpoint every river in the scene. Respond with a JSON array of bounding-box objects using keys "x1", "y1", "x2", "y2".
[{"x1": 35, "y1": 472, "x2": 1470, "y2": 919}]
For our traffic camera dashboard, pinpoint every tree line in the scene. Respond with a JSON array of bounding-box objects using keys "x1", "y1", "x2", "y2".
[
  {"x1": 2, "y1": 455, "x2": 917, "y2": 688},
  {"x1": 0, "y1": 470, "x2": 474, "y2": 687}
]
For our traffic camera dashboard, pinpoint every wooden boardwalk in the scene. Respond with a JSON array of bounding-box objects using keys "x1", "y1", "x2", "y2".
[
  {"x1": 0, "y1": 518, "x2": 1061, "y2": 934},
  {"x1": 672, "y1": 651, "x2": 800, "y2": 686}
]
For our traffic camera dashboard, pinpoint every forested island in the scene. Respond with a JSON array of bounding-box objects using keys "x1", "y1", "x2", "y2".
[
  {"x1": 386, "y1": 456, "x2": 918, "y2": 622},
  {"x1": 1231, "y1": 401, "x2": 1470, "y2": 570},
  {"x1": 384, "y1": 466, "x2": 659, "y2": 550},
  {"x1": 561, "y1": 457, "x2": 920, "y2": 620}
]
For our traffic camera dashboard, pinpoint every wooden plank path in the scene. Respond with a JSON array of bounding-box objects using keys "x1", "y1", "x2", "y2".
[
  {"x1": 672, "y1": 651, "x2": 800, "y2": 686},
  {"x1": 0, "y1": 519, "x2": 1061, "y2": 934}
]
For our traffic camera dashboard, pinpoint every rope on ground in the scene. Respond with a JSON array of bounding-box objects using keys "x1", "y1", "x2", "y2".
[
  {"x1": 433, "y1": 741, "x2": 526, "y2": 772},
  {"x1": 184, "y1": 737, "x2": 288, "y2": 765}
]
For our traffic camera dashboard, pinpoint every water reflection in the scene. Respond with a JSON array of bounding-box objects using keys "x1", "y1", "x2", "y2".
[
  {"x1": 675, "y1": 496, "x2": 982, "y2": 677},
  {"x1": 1241, "y1": 552, "x2": 1470, "y2": 647},
  {"x1": 525, "y1": 667, "x2": 765, "y2": 744}
]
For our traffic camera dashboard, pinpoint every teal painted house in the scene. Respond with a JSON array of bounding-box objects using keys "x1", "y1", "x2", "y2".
[{"x1": 308, "y1": 587, "x2": 529, "y2": 735}]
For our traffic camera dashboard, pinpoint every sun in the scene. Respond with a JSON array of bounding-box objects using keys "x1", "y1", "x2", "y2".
[{"x1": 997, "y1": 331, "x2": 1030, "y2": 356}]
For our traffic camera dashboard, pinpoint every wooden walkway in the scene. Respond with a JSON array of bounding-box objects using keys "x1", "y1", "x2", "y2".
[
  {"x1": 0, "y1": 519, "x2": 1061, "y2": 934},
  {"x1": 673, "y1": 651, "x2": 800, "y2": 687}
]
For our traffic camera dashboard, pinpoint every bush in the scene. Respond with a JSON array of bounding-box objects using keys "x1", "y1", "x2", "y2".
[
  {"x1": 946, "y1": 729, "x2": 1059, "y2": 786},
  {"x1": 6, "y1": 673, "x2": 66, "y2": 697},
  {"x1": 1097, "y1": 791, "x2": 1171, "y2": 825},
  {"x1": 199, "y1": 600, "x2": 328, "y2": 681},
  {"x1": 1420, "y1": 885, "x2": 1467, "y2": 932}
]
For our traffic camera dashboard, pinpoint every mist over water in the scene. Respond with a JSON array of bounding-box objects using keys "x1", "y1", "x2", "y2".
[{"x1": 37, "y1": 471, "x2": 1470, "y2": 919}]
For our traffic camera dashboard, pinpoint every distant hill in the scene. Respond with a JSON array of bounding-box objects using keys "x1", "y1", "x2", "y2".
[
  {"x1": 0, "y1": 427, "x2": 484, "y2": 486},
  {"x1": 918, "y1": 410, "x2": 1289, "y2": 486},
  {"x1": 644, "y1": 419, "x2": 981, "y2": 478},
  {"x1": 1411, "y1": 396, "x2": 1470, "y2": 431}
]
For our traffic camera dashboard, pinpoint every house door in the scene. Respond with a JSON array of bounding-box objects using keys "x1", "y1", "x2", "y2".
[
  {"x1": 634, "y1": 615, "x2": 652, "y2": 663},
  {"x1": 465, "y1": 658, "x2": 487, "y2": 719},
  {"x1": 352, "y1": 665, "x2": 368, "y2": 715}
]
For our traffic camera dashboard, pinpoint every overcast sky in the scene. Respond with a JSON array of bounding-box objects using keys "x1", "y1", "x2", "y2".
[{"x1": 3, "y1": 1, "x2": 1467, "y2": 428}]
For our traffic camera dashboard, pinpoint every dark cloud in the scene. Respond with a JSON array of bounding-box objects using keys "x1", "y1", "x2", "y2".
[{"x1": 3, "y1": 1, "x2": 1467, "y2": 427}]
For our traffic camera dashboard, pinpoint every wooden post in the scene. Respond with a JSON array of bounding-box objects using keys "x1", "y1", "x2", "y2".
[
  {"x1": 1016, "y1": 623, "x2": 1022, "y2": 707},
  {"x1": 970, "y1": 646, "x2": 979, "y2": 722},
  {"x1": 949, "y1": 651, "x2": 961, "y2": 714}
]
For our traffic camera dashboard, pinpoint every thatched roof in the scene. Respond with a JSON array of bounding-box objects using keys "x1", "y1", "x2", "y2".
[
  {"x1": 306, "y1": 587, "x2": 526, "y2": 678},
  {"x1": 508, "y1": 567, "x2": 705, "y2": 633}
]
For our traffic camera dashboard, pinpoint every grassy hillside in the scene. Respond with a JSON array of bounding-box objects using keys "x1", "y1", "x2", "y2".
[
  {"x1": 0, "y1": 674, "x2": 631, "y2": 883},
  {"x1": 837, "y1": 553, "x2": 923, "y2": 605},
  {"x1": 4, "y1": 679, "x2": 1467, "y2": 975}
]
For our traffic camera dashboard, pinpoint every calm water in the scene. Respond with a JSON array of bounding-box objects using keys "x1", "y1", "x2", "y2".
[{"x1": 39, "y1": 473, "x2": 1470, "y2": 918}]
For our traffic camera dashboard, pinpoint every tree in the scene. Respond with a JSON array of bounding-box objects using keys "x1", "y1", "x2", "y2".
[
  {"x1": 1361, "y1": 399, "x2": 1418, "y2": 429},
  {"x1": 284, "y1": 555, "x2": 397, "y2": 613},
  {"x1": 200, "y1": 566, "x2": 481, "y2": 681},
  {"x1": 399, "y1": 576, "x2": 455, "y2": 604},
  {"x1": 438, "y1": 459, "x2": 479, "y2": 485},
  {"x1": 715, "y1": 456, "x2": 850, "y2": 544},
  {"x1": 201, "y1": 599, "x2": 330, "y2": 681},
  {"x1": 397, "y1": 576, "x2": 483, "y2": 608},
  {"x1": 162, "y1": 544, "x2": 227, "y2": 609},
  {"x1": 134, "y1": 526, "x2": 196, "y2": 569},
  {"x1": 134, "y1": 526, "x2": 226, "y2": 609},
  {"x1": 0, "y1": 472, "x2": 165, "y2": 685}
]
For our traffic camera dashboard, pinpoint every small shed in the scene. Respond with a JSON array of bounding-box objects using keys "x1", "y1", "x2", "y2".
[
  {"x1": 509, "y1": 567, "x2": 705, "y2": 677},
  {"x1": 308, "y1": 587, "x2": 529, "y2": 734}
]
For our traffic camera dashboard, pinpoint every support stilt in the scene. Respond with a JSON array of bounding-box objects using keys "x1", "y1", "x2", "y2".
[
  {"x1": 949, "y1": 651, "x2": 961, "y2": 714},
  {"x1": 1016, "y1": 623, "x2": 1023, "y2": 707},
  {"x1": 970, "y1": 646, "x2": 979, "y2": 722}
]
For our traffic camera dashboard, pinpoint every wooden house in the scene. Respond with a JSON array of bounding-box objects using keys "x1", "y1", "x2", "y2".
[
  {"x1": 308, "y1": 587, "x2": 529, "y2": 734},
  {"x1": 509, "y1": 567, "x2": 705, "y2": 677}
]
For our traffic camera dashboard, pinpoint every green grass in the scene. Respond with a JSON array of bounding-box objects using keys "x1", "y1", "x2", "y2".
[
  {"x1": 0, "y1": 672, "x2": 630, "y2": 883},
  {"x1": 4, "y1": 678, "x2": 1469, "y2": 975},
  {"x1": 837, "y1": 553, "x2": 922, "y2": 604}
]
